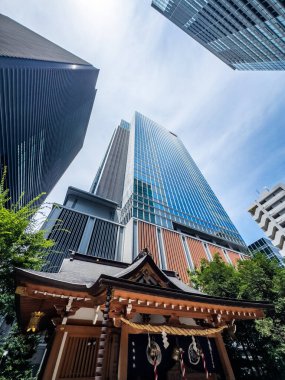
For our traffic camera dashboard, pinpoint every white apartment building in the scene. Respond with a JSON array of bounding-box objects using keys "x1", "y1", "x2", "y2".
[{"x1": 248, "y1": 184, "x2": 285, "y2": 256}]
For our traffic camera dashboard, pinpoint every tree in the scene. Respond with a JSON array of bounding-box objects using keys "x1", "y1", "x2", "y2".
[
  {"x1": 191, "y1": 254, "x2": 240, "y2": 298},
  {"x1": 0, "y1": 168, "x2": 54, "y2": 378},
  {"x1": 0, "y1": 325, "x2": 40, "y2": 380},
  {"x1": 190, "y1": 253, "x2": 285, "y2": 379}
]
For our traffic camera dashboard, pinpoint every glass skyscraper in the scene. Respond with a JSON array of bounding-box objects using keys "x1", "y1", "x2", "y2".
[
  {"x1": 121, "y1": 112, "x2": 245, "y2": 248},
  {"x1": 45, "y1": 112, "x2": 247, "y2": 279},
  {"x1": 248, "y1": 237, "x2": 284, "y2": 267},
  {"x1": 152, "y1": 0, "x2": 285, "y2": 70},
  {"x1": 0, "y1": 14, "x2": 99, "y2": 205}
]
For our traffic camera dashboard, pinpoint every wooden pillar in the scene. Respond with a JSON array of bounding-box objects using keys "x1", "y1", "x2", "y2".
[
  {"x1": 43, "y1": 326, "x2": 68, "y2": 380},
  {"x1": 95, "y1": 286, "x2": 112, "y2": 380},
  {"x1": 105, "y1": 331, "x2": 120, "y2": 380},
  {"x1": 118, "y1": 323, "x2": 129, "y2": 380},
  {"x1": 215, "y1": 333, "x2": 235, "y2": 380}
]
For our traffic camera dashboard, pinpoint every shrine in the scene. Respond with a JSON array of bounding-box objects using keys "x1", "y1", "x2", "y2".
[{"x1": 15, "y1": 250, "x2": 270, "y2": 380}]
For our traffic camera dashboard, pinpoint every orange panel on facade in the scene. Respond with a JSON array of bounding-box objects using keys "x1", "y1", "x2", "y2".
[
  {"x1": 162, "y1": 230, "x2": 189, "y2": 283},
  {"x1": 185, "y1": 237, "x2": 209, "y2": 269},
  {"x1": 227, "y1": 250, "x2": 242, "y2": 267},
  {"x1": 138, "y1": 221, "x2": 160, "y2": 265},
  {"x1": 207, "y1": 244, "x2": 227, "y2": 263}
]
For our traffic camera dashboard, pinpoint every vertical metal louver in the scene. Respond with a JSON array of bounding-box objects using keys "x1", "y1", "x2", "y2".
[
  {"x1": 43, "y1": 208, "x2": 88, "y2": 272},
  {"x1": 0, "y1": 15, "x2": 99, "y2": 206},
  {"x1": 87, "y1": 219, "x2": 118, "y2": 260},
  {"x1": 93, "y1": 121, "x2": 130, "y2": 205}
]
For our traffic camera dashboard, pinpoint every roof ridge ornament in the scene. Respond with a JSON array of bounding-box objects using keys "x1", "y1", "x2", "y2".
[{"x1": 137, "y1": 247, "x2": 153, "y2": 260}]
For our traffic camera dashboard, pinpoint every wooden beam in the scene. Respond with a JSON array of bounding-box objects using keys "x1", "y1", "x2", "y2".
[
  {"x1": 111, "y1": 299, "x2": 261, "y2": 322},
  {"x1": 42, "y1": 326, "x2": 69, "y2": 380},
  {"x1": 56, "y1": 324, "x2": 102, "y2": 335},
  {"x1": 22, "y1": 283, "x2": 91, "y2": 300},
  {"x1": 112, "y1": 289, "x2": 264, "y2": 319},
  {"x1": 215, "y1": 333, "x2": 235, "y2": 380},
  {"x1": 118, "y1": 323, "x2": 129, "y2": 380},
  {"x1": 52, "y1": 330, "x2": 68, "y2": 380},
  {"x1": 43, "y1": 327, "x2": 66, "y2": 380}
]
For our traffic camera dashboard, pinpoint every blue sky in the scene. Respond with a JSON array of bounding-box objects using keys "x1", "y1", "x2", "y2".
[{"x1": 2, "y1": 0, "x2": 285, "y2": 245}]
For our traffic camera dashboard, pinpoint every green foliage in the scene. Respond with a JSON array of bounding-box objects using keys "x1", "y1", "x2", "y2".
[
  {"x1": 238, "y1": 252, "x2": 279, "y2": 301},
  {"x1": 0, "y1": 168, "x2": 54, "y2": 377},
  {"x1": 0, "y1": 324, "x2": 39, "y2": 380},
  {"x1": 0, "y1": 168, "x2": 53, "y2": 313},
  {"x1": 191, "y1": 255, "x2": 240, "y2": 298},
  {"x1": 190, "y1": 253, "x2": 285, "y2": 379}
]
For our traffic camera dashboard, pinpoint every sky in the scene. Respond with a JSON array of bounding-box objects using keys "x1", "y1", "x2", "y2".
[{"x1": 2, "y1": 0, "x2": 285, "y2": 245}]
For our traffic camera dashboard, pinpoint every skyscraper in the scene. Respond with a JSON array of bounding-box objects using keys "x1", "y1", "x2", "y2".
[
  {"x1": 0, "y1": 14, "x2": 99, "y2": 205},
  {"x1": 248, "y1": 237, "x2": 284, "y2": 267},
  {"x1": 118, "y1": 112, "x2": 245, "y2": 249},
  {"x1": 44, "y1": 112, "x2": 247, "y2": 280},
  {"x1": 248, "y1": 183, "x2": 285, "y2": 256},
  {"x1": 43, "y1": 112, "x2": 247, "y2": 279},
  {"x1": 151, "y1": 0, "x2": 285, "y2": 70}
]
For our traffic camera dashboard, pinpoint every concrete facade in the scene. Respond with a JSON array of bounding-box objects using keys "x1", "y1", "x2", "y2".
[{"x1": 248, "y1": 184, "x2": 285, "y2": 256}]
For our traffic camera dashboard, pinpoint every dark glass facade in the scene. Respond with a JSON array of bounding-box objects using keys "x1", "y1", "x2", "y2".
[
  {"x1": 0, "y1": 14, "x2": 99, "y2": 205},
  {"x1": 248, "y1": 237, "x2": 285, "y2": 266},
  {"x1": 152, "y1": 0, "x2": 285, "y2": 70}
]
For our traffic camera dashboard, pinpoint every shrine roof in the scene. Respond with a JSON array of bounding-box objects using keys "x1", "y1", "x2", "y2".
[
  {"x1": 14, "y1": 252, "x2": 274, "y2": 333},
  {"x1": 15, "y1": 252, "x2": 271, "y2": 311},
  {"x1": 15, "y1": 252, "x2": 202, "y2": 294}
]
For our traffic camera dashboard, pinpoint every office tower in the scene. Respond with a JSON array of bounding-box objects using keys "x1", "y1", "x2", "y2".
[
  {"x1": 120, "y1": 112, "x2": 244, "y2": 245},
  {"x1": 151, "y1": 0, "x2": 285, "y2": 70},
  {"x1": 0, "y1": 14, "x2": 99, "y2": 205},
  {"x1": 248, "y1": 183, "x2": 285, "y2": 256},
  {"x1": 44, "y1": 112, "x2": 247, "y2": 279},
  {"x1": 248, "y1": 237, "x2": 284, "y2": 267},
  {"x1": 94, "y1": 112, "x2": 247, "y2": 280}
]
